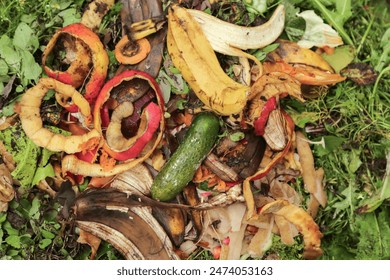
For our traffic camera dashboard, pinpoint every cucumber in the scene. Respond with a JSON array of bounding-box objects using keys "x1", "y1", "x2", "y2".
[{"x1": 151, "y1": 112, "x2": 220, "y2": 201}]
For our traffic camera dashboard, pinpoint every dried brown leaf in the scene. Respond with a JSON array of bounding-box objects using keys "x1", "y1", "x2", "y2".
[
  {"x1": 77, "y1": 229, "x2": 102, "y2": 259},
  {"x1": 340, "y1": 62, "x2": 378, "y2": 85}
]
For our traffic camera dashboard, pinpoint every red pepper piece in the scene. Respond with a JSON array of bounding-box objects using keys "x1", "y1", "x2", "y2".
[{"x1": 253, "y1": 96, "x2": 277, "y2": 136}]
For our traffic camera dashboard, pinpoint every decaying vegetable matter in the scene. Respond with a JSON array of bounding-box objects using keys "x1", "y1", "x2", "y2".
[{"x1": 0, "y1": 0, "x2": 354, "y2": 261}]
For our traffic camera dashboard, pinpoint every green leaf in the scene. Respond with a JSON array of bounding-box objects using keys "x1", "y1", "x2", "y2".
[
  {"x1": 290, "y1": 111, "x2": 320, "y2": 128},
  {"x1": 253, "y1": 43, "x2": 280, "y2": 61},
  {"x1": 354, "y1": 209, "x2": 390, "y2": 259},
  {"x1": 375, "y1": 28, "x2": 390, "y2": 72},
  {"x1": 44, "y1": 209, "x2": 59, "y2": 222},
  {"x1": 10, "y1": 139, "x2": 40, "y2": 189},
  {"x1": 13, "y1": 22, "x2": 34, "y2": 51},
  {"x1": 3, "y1": 221, "x2": 19, "y2": 236},
  {"x1": 0, "y1": 124, "x2": 40, "y2": 189},
  {"x1": 244, "y1": 0, "x2": 267, "y2": 14},
  {"x1": 41, "y1": 229, "x2": 55, "y2": 240},
  {"x1": 0, "y1": 95, "x2": 21, "y2": 117},
  {"x1": 169, "y1": 66, "x2": 181, "y2": 75},
  {"x1": 0, "y1": 35, "x2": 12, "y2": 50},
  {"x1": 176, "y1": 99, "x2": 187, "y2": 110},
  {"x1": 58, "y1": 8, "x2": 81, "y2": 27},
  {"x1": 5, "y1": 235, "x2": 21, "y2": 249},
  {"x1": 0, "y1": 59, "x2": 8, "y2": 76},
  {"x1": 0, "y1": 212, "x2": 6, "y2": 223},
  {"x1": 229, "y1": 132, "x2": 245, "y2": 142},
  {"x1": 29, "y1": 196, "x2": 41, "y2": 220},
  {"x1": 20, "y1": 50, "x2": 42, "y2": 84},
  {"x1": 78, "y1": 179, "x2": 89, "y2": 192},
  {"x1": 342, "y1": 149, "x2": 362, "y2": 174},
  {"x1": 322, "y1": 45, "x2": 355, "y2": 73},
  {"x1": 1, "y1": 46, "x2": 20, "y2": 67},
  {"x1": 332, "y1": 180, "x2": 357, "y2": 212},
  {"x1": 32, "y1": 163, "x2": 55, "y2": 187},
  {"x1": 6, "y1": 249, "x2": 20, "y2": 257},
  {"x1": 198, "y1": 181, "x2": 212, "y2": 191},
  {"x1": 30, "y1": 142, "x2": 59, "y2": 187},
  {"x1": 333, "y1": 0, "x2": 352, "y2": 22},
  {"x1": 157, "y1": 70, "x2": 171, "y2": 103},
  {"x1": 314, "y1": 136, "x2": 346, "y2": 156},
  {"x1": 38, "y1": 238, "x2": 52, "y2": 249},
  {"x1": 20, "y1": 14, "x2": 37, "y2": 25},
  {"x1": 159, "y1": 69, "x2": 189, "y2": 95}
]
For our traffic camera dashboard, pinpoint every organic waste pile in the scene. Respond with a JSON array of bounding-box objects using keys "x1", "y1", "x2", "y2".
[{"x1": 0, "y1": 0, "x2": 389, "y2": 260}]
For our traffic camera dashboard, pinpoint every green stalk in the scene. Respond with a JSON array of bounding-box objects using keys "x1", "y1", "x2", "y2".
[
  {"x1": 355, "y1": 15, "x2": 374, "y2": 56},
  {"x1": 371, "y1": 65, "x2": 390, "y2": 114}
]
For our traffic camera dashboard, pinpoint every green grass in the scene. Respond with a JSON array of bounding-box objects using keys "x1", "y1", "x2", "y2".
[
  {"x1": 281, "y1": 0, "x2": 390, "y2": 259},
  {"x1": 1, "y1": 0, "x2": 389, "y2": 260}
]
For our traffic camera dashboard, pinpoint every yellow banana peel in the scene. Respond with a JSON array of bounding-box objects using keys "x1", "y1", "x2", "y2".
[{"x1": 167, "y1": 5, "x2": 249, "y2": 116}]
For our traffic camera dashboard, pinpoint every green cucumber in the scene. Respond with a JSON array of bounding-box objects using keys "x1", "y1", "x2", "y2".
[{"x1": 151, "y1": 112, "x2": 220, "y2": 201}]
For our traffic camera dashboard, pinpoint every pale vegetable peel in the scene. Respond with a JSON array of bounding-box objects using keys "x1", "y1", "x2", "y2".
[
  {"x1": 187, "y1": 5, "x2": 285, "y2": 59},
  {"x1": 18, "y1": 78, "x2": 101, "y2": 154},
  {"x1": 260, "y1": 200, "x2": 323, "y2": 259}
]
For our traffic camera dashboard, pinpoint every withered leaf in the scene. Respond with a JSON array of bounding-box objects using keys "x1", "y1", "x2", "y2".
[
  {"x1": 340, "y1": 62, "x2": 378, "y2": 85},
  {"x1": 77, "y1": 229, "x2": 102, "y2": 260}
]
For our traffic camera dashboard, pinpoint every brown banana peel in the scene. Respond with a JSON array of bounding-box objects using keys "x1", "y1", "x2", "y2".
[
  {"x1": 119, "y1": 0, "x2": 166, "y2": 78},
  {"x1": 74, "y1": 188, "x2": 179, "y2": 260},
  {"x1": 152, "y1": 207, "x2": 186, "y2": 248}
]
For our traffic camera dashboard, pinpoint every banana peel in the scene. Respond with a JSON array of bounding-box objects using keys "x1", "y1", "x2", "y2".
[
  {"x1": 74, "y1": 188, "x2": 179, "y2": 259},
  {"x1": 187, "y1": 5, "x2": 285, "y2": 70},
  {"x1": 152, "y1": 206, "x2": 186, "y2": 247},
  {"x1": 167, "y1": 5, "x2": 249, "y2": 116},
  {"x1": 120, "y1": 0, "x2": 166, "y2": 78}
]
